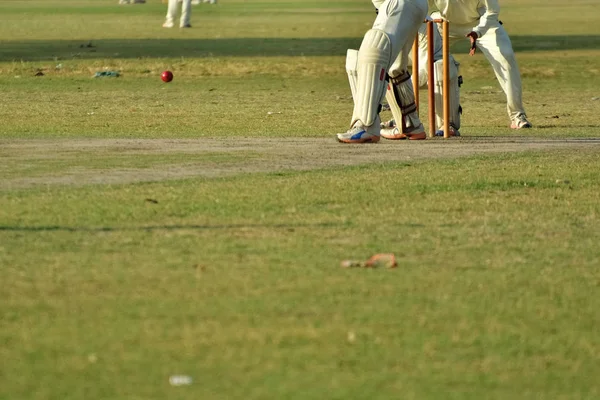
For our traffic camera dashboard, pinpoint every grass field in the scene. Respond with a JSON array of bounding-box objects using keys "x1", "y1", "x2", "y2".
[{"x1": 1, "y1": 1, "x2": 600, "y2": 399}]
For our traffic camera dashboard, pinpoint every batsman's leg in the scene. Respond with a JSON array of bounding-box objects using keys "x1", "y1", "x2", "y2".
[
  {"x1": 377, "y1": 0, "x2": 427, "y2": 140},
  {"x1": 337, "y1": 29, "x2": 392, "y2": 143},
  {"x1": 380, "y1": 22, "x2": 430, "y2": 134},
  {"x1": 381, "y1": 70, "x2": 426, "y2": 140}
]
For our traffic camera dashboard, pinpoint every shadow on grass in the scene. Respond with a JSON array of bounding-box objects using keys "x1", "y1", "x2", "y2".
[
  {"x1": 505, "y1": 35, "x2": 599, "y2": 53},
  {"x1": 451, "y1": 35, "x2": 600, "y2": 54},
  {"x1": 1, "y1": 35, "x2": 599, "y2": 62},
  {"x1": 0, "y1": 222, "x2": 352, "y2": 232},
  {"x1": 0, "y1": 37, "x2": 362, "y2": 62},
  {"x1": 455, "y1": 137, "x2": 600, "y2": 141}
]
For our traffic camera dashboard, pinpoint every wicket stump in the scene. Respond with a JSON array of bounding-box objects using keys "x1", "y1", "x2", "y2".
[{"x1": 412, "y1": 19, "x2": 451, "y2": 139}]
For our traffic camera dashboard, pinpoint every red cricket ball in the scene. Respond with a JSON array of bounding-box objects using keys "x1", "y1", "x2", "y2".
[{"x1": 161, "y1": 70, "x2": 173, "y2": 83}]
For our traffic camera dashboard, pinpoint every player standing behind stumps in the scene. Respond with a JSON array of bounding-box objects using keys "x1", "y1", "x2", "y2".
[
  {"x1": 163, "y1": 0, "x2": 192, "y2": 28},
  {"x1": 337, "y1": 0, "x2": 428, "y2": 143},
  {"x1": 429, "y1": 0, "x2": 532, "y2": 129}
]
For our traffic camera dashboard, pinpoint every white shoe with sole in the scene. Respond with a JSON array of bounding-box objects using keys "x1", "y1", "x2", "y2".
[
  {"x1": 511, "y1": 114, "x2": 532, "y2": 129},
  {"x1": 380, "y1": 124, "x2": 426, "y2": 140},
  {"x1": 337, "y1": 117, "x2": 381, "y2": 144},
  {"x1": 380, "y1": 119, "x2": 426, "y2": 140}
]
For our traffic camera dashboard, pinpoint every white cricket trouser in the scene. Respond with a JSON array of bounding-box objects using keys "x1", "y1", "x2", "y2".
[
  {"x1": 431, "y1": 12, "x2": 526, "y2": 121},
  {"x1": 405, "y1": 22, "x2": 443, "y2": 88},
  {"x1": 351, "y1": 0, "x2": 427, "y2": 128},
  {"x1": 373, "y1": 0, "x2": 428, "y2": 76},
  {"x1": 166, "y1": 0, "x2": 191, "y2": 27}
]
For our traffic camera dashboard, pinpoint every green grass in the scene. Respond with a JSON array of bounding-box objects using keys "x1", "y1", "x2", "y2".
[
  {"x1": 1, "y1": 1, "x2": 600, "y2": 399},
  {"x1": 2, "y1": 150, "x2": 600, "y2": 399}
]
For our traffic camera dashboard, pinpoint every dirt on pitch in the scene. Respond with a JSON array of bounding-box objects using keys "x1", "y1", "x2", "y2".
[{"x1": 1, "y1": 137, "x2": 599, "y2": 190}]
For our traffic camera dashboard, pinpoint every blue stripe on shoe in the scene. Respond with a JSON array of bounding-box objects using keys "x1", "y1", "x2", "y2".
[{"x1": 351, "y1": 130, "x2": 366, "y2": 140}]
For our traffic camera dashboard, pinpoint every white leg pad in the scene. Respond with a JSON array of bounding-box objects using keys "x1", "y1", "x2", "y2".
[
  {"x1": 385, "y1": 71, "x2": 422, "y2": 131},
  {"x1": 434, "y1": 55, "x2": 461, "y2": 130},
  {"x1": 351, "y1": 29, "x2": 392, "y2": 127},
  {"x1": 346, "y1": 49, "x2": 359, "y2": 103}
]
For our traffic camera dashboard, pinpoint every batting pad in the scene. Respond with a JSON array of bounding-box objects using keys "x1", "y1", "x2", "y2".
[
  {"x1": 346, "y1": 49, "x2": 359, "y2": 103},
  {"x1": 434, "y1": 56, "x2": 461, "y2": 130},
  {"x1": 352, "y1": 29, "x2": 392, "y2": 127},
  {"x1": 386, "y1": 71, "x2": 420, "y2": 130}
]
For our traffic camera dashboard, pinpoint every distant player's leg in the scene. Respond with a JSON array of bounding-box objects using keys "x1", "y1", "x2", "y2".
[
  {"x1": 476, "y1": 25, "x2": 531, "y2": 128},
  {"x1": 336, "y1": 29, "x2": 392, "y2": 143},
  {"x1": 163, "y1": 0, "x2": 178, "y2": 27},
  {"x1": 180, "y1": 0, "x2": 192, "y2": 27}
]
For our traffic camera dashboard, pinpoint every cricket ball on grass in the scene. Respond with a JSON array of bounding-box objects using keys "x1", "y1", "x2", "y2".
[{"x1": 161, "y1": 70, "x2": 173, "y2": 82}]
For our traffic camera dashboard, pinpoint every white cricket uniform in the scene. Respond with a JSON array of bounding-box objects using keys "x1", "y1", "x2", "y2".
[
  {"x1": 165, "y1": 0, "x2": 191, "y2": 27},
  {"x1": 429, "y1": 0, "x2": 527, "y2": 122},
  {"x1": 372, "y1": 0, "x2": 428, "y2": 78},
  {"x1": 355, "y1": 0, "x2": 428, "y2": 127},
  {"x1": 373, "y1": 1, "x2": 461, "y2": 133},
  {"x1": 338, "y1": 0, "x2": 428, "y2": 143},
  {"x1": 407, "y1": 22, "x2": 442, "y2": 88}
]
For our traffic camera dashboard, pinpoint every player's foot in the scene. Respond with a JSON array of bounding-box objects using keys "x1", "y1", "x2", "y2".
[
  {"x1": 381, "y1": 123, "x2": 426, "y2": 140},
  {"x1": 162, "y1": 21, "x2": 174, "y2": 28},
  {"x1": 510, "y1": 114, "x2": 532, "y2": 129},
  {"x1": 337, "y1": 120, "x2": 380, "y2": 144},
  {"x1": 180, "y1": 23, "x2": 192, "y2": 28},
  {"x1": 380, "y1": 119, "x2": 395, "y2": 129},
  {"x1": 435, "y1": 125, "x2": 460, "y2": 137}
]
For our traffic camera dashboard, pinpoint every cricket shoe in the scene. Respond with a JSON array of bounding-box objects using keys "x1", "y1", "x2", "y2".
[
  {"x1": 435, "y1": 125, "x2": 460, "y2": 137},
  {"x1": 337, "y1": 119, "x2": 381, "y2": 144},
  {"x1": 180, "y1": 23, "x2": 192, "y2": 28},
  {"x1": 380, "y1": 119, "x2": 395, "y2": 129},
  {"x1": 162, "y1": 21, "x2": 174, "y2": 28},
  {"x1": 380, "y1": 120, "x2": 426, "y2": 140},
  {"x1": 510, "y1": 114, "x2": 532, "y2": 129}
]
